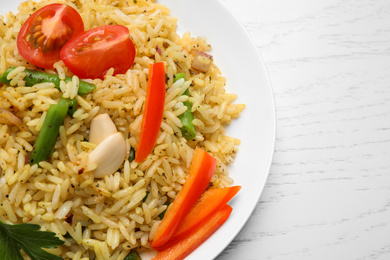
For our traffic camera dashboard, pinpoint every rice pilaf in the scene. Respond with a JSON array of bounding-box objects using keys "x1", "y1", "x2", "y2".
[{"x1": 0, "y1": 0, "x2": 245, "y2": 259}]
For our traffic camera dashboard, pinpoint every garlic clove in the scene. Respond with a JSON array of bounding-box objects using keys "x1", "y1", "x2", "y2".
[
  {"x1": 89, "y1": 113, "x2": 118, "y2": 145},
  {"x1": 88, "y1": 132, "x2": 126, "y2": 178}
]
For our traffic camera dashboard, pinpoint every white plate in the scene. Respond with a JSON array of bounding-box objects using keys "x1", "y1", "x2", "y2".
[
  {"x1": 1, "y1": 0, "x2": 275, "y2": 259},
  {"x1": 158, "y1": 1, "x2": 275, "y2": 259}
]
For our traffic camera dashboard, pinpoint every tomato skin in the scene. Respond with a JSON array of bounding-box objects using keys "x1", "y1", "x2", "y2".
[
  {"x1": 60, "y1": 25, "x2": 136, "y2": 79},
  {"x1": 17, "y1": 3, "x2": 84, "y2": 69}
]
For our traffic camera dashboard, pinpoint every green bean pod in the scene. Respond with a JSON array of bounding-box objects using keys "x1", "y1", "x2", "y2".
[
  {"x1": 64, "y1": 98, "x2": 78, "y2": 118},
  {"x1": 173, "y1": 73, "x2": 196, "y2": 140},
  {"x1": 173, "y1": 72, "x2": 186, "y2": 83},
  {"x1": 0, "y1": 67, "x2": 95, "y2": 95},
  {"x1": 29, "y1": 99, "x2": 69, "y2": 165}
]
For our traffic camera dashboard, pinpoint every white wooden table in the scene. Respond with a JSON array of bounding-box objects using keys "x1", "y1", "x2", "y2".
[{"x1": 217, "y1": 0, "x2": 390, "y2": 259}]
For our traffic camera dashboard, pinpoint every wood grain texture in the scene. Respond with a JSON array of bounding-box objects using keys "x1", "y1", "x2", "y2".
[{"x1": 217, "y1": 0, "x2": 390, "y2": 259}]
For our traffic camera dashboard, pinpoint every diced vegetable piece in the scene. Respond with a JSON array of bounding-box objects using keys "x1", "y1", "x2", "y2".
[
  {"x1": 88, "y1": 132, "x2": 126, "y2": 178},
  {"x1": 173, "y1": 73, "x2": 196, "y2": 140},
  {"x1": 0, "y1": 67, "x2": 95, "y2": 96},
  {"x1": 135, "y1": 62, "x2": 165, "y2": 162},
  {"x1": 128, "y1": 147, "x2": 135, "y2": 163},
  {"x1": 151, "y1": 147, "x2": 216, "y2": 248},
  {"x1": 152, "y1": 205, "x2": 232, "y2": 260},
  {"x1": 30, "y1": 98, "x2": 69, "y2": 165},
  {"x1": 0, "y1": 108, "x2": 23, "y2": 127},
  {"x1": 177, "y1": 88, "x2": 194, "y2": 141},
  {"x1": 155, "y1": 44, "x2": 162, "y2": 55},
  {"x1": 143, "y1": 191, "x2": 150, "y2": 202},
  {"x1": 64, "y1": 98, "x2": 77, "y2": 118},
  {"x1": 158, "y1": 203, "x2": 169, "y2": 219},
  {"x1": 124, "y1": 249, "x2": 141, "y2": 260},
  {"x1": 154, "y1": 186, "x2": 241, "y2": 252},
  {"x1": 191, "y1": 50, "x2": 213, "y2": 73},
  {"x1": 172, "y1": 73, "x2": 186, "y2": 83}
]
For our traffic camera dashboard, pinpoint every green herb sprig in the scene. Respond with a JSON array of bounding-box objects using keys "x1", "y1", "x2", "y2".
[{"x1": 0, "y1": 221, "x2": 64, "y2": 260}]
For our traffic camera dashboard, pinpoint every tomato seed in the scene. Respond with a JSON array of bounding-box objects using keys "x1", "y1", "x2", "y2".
[
  {"x1": 30, "y1": 24, "x2": 42, "y2": 33},
  {"x1": 33, "y1": 31, "x2": 42, "y2": 39},
  {"x1": 36, "y1": 35, "x2": 45, "y2": 44}
]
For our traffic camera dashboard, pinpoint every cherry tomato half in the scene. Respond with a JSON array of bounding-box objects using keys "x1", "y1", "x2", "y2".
[
  {"x1": 17, "y1": 3, "x2": 84, "y2": 69},
  {"x1": 60, "y1": 25, "x2": 136, "y2": 79}
]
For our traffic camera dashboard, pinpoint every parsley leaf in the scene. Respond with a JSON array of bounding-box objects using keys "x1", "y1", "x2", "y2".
[
  {"x1": 0, "y1": 221, "x2": 64, "y2": 260},
  {"x1": 0, "y1": 226, "x2": 22, "y2": 260}
]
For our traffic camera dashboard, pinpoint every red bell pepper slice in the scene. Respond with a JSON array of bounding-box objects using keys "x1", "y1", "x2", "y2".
[
  {"x1": 153, "y1": 185, "x2": 241, "y2": 252},
  {"x1": 135, "y1": 62, "x2": 165, "y2": 162},
  {"x1": 151, "y1": 147, "x2": 216, "y2": 248},
  {"x1": 152, "y1": 204, "x2": 233, "y2": 260}
]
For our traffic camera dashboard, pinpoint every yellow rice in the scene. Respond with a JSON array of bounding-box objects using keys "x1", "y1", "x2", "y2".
[{"x1": 0, "y1": 0, "x2": 245, "y2": 259}]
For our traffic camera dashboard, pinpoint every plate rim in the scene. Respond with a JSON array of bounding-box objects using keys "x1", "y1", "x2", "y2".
[
  {"x1": 0, "y1": 0, "x2": 277, "y2": 259},
  {"x1": 210, "y1": 0, "x2": 276, "y2": 258}
]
